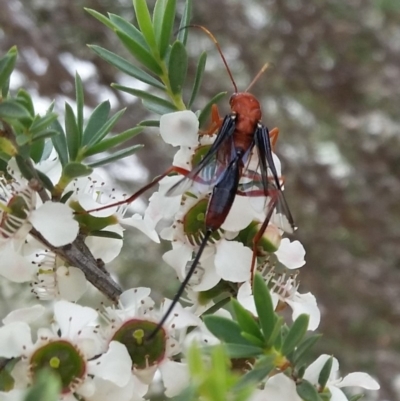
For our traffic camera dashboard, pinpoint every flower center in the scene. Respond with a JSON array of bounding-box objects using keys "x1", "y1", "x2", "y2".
[
  {"x1": 30, "y1": 340, "x2": 86, "y2": 394},
  {"x1": 112, "y1": 319, "x2": 166, "y2": 369}
]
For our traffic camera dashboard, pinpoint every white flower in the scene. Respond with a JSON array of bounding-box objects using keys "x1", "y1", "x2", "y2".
[
  {"x1": 303, "y1": 354, "x2": 380, "y2": 400},
  {"x1": 102, "y1": 288, "x2": 201, "y2": 397},
  {"x1": 159, "y1": 110, "x2": 199, "y2": 147},
  {"x1": 250, "y1": 373, "x2": 301, "y2": 401},
  {"x1": 275, "y1": 238, "x2": 306, "y2": 269},
  {"x1": 0, "y1": 301, "x2": 135, "y2": 401}
]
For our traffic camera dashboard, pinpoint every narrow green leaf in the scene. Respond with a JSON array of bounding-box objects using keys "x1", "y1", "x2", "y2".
[
  {"x1": 198, "y1": 92, "x2": 227, "y2": 128},
  {"x1": 240, "y1": 332, "x2": 265, "y2": 348},
  {"x1": 32, "y1": 130, "x2": 59, "y2": 141},
  {"x1": 85, "y1": 8, "x2": 115, "y2": 30},
  {"x1": 35, "y1": 169, "x2": 55, "y2": 192},
  {"x1": 348, "y1": 395, "x2": 364, "y2": 401},
  {"x1": 168, "y1": 41, "x2": 188, "y2": 95},
  {"x1": 225, "y1": 343, "x2": 263, "y2": 358},
  {"x1": 50, "y1": 119, "x2": 69, "y2": 167},
  {"x1": 203, "y1": 315, "x2": 252, "y2": 346},
  {"x1": 231, "y1": 299, "x2": 264, "y2": 343},
  {"x1": 269, "y1": 316, "x2": 284, "y2": 346},
  {"x1": 63, "y1": 162, "x2": 93, "y2": 179},
  {"x1": 84, "y1": 127, "x2": 143, "y2": 157},
  {"x1": 293, "y1": 334, "x2": 322, "y2": 366},
  {"x1": 0, "y1": 100, "x2": 30, "y2": 119},
  {"x1": 188, "y1": 52, "x2": 207, "y2": 108},
  {"x1": 0, "y1": 46, "x2": 17, "y2": 89},
  {"x1": 159, "y1": 0, "x2": 176, "y2": 58},
  {"x1": 64, "y1": 103, "x2": 80, "y2": 161},
  {"x1": 296, "y1": 380, "x2": 322, "y2": 401},
  {"x1": 318, "y1": 356, "x2": 333, "y2": 389},
  {"x1": 112, "y1": 84, "x2": 177, "y2": 111},
  {"x1": 253, "y1": 273, "x2": 276, "y2": 343},
  {"x1": 15, "y1": 155, "x2": 34, "y2": 180},
  {"x1": 281, "y1": 314, "x2": 310, "y2": 356},
  {"x1": 177, "y1": 0, "x2": 192, "y2": 45},
  {"x1": 108, "y1": 14, "x2": 149, "y2": 49},
  {"x1": 87, "y1": 144, "x2": 144, "y2": 168},
  {"x1": 89, "y1": 45, "x2": 165, "y2": 90},
  {"x1": 234, "y1": 356, "x2": 275, "y2": 390},
  {"x1": 30, "y1": 112, "x2": 58, "y2": 135},
  {"x1": 16, "y1": 89, "x2": 35, "y2": 116},
  {"x1": 139, "y1": 119, "x2": 159, "y2": 127},
  {"x1": 75, "y1": 73, "x2": 84, "y2": 136},
  {"x1": 153, "y1": 0, "x2": 167, "y2": 43},
  {"x1": 116, "y1": 30, "x2": 162, "y2": 75},
  {"x1": 82, "y1": 101, "x2": 111, "y2": 146},
  {"x1": 142, "y1": 99, "x2": 177, "y2": 115},
  {"x1": 85, "y1": 109, "x2": 126, "y2": 148},
  {"x1": 89, "y1": 230, "x2": 124, "y2": 240},
  {"x1": 133, "y1": 0, "x2": 158, "y2": 53}
]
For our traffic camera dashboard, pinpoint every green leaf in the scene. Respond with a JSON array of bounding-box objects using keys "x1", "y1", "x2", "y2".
[
  {"x1": 133, "y1": 0, "x2": 158, "y2": 53},
  {"x1": 50, "y1": 119, "x2": 69, "y2": 167},
  {"x1": 139, "y1": 119, "x2": 159, "y2": 127},
  {"x1": 296, "y1": 380, "x2": 323, "y2": 401},
  {"x1": 84, "y1": 126, "x2": 143, "y2": 156},
  {"x1": 168, "y1": 41, "x2": 188, "y2": 95},
  {"x1": 116, "y1": 30, "x2": 162, "y2": 75},
  {"x1": 203, "y1": 315, "x2": 252, "y2": 346},
  {"x1": 293, "y1": 334, "x2": 322, "y2": 366},
  {"x1": 63, "y1": 162, "x2": 93, "y2": 179},
  {"x1": 85, "y1": 109, "x2": 126, "y2": 149},
  {"x1": 177, "y1": 0, "x2": 192, "y2": 45},
  {"x1": 158, "y1": 0, "x2": 176, "y2": 58},
  {"x1": 15, "y1": 155, "x2": 34, "y2": 180},
  {"x1": 0, "y1": 46, "x2": 17, "y2": 89},
  {"x1": 87, "y1": 144, "x2": 144, "y2": 168},
  {"x1": 281, "y1": 314, "x2": 310, "y2": 356},
  {"x1": 0, "y1": 100, "x2": 30, "y2": 119},
  {"x1": 234, "y1": 356, "x2": 274, "y2": 390},
  {"x1": 30, "y1": 112, "x2": 58, "y2": 135},
  {"x1": 89, "y1": 230, "x2": 124, "y2": 240},
  {"x1": 198, "y1": 91, "x2": 227, "y2": 128},
  {"x1": 75, "y1": 73, "x2": 84, "y2": 136},
  {"x1": 89, "y1": 45, "x2": 165, "y2": 90},
  {"x1": 318, "y1": 356, "x2": 333, "y2": 389},
  {"x1": 108, "y1": 14, "x2": 149, "y2": 49},
  {"x1": 188, "y1": 52, "x2": 207, "y2": 108},
  {"x1": 348, "y1": 394, "x2": 364, "y2": 401},
  {"x1": 253, "y1": 273, "x2": 276, "y2": 343},
  {"x1": 36, "y1": 169, "x2": 55, "y2": 192},
  {"x1": 231, "y1": 299, "x2": 264, "y2": 343},
  {"x1": 142, "y1": 99, "x2": 177, "y2": 115},
  {"x1": 85, "y1": 8, "x2": 115, "y2": 30},
  {"x1": 64, "y1": 103, "x2": 80, "y2": 161},
  {"x1": 82, "y1": 101, "x2": 111, "y2": 146},
  {"x1": 23, "y1": 369, "x2": 61, "y2": 401},
  {"x1": 153, "y1": 0, "x2": 167, "y2": 44},
  {"x1": 16, "y1": 89, "x2": 35, "y2": 116},
  {"x1": 112, "y1": 84, "x2": 177, "y2": 112},
  {"x1": 224, "y1": 343, "x2": 263, "y2": 358}
]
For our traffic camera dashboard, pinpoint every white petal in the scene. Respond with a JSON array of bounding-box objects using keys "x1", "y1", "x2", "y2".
[
  {"x1": 0, "y1": 389, "x2": 26, "y2": 401},
  {"x1": 85, "y1": 225, "x2": 124, "y2": 262},
  {"x1": 260, "y1": 373, "x2": 302, "y2": 401},
  {"x1": 328, "y1": 385, "x2": 349, "y2": 401},
  {"x1": 286, "y1": 292, "x2": 321, "y2": 331},
  {"x1": 57, "y1": 266, "x2": 87, "y2": 301},
  {"x1": 119, "y1": 287, "x2": 153, "y2": 310},
  {"x1": 121, "y1": 214, "x2": 159, "y2": 243},
  {"x1": 54, "y1": 301, "x2": 98, "y2": 338},
  {"x1": 237, "y1": 281, "x2": 257, "y2": 316},
  {"x1": 77, "y1": 194, "x2": 118, "y2": 218},
  {"x1": 0, "y1": 240, "x2": 35, "y2": 282},
  {"x1": 3, "y1": 305, "x2": 46, "y2": 325},
  {"x1": 159, "y1": 360, "x2": 190, "y2": 397},
  {"x1": 163, "y1": 245, "x2": 192, "y2": 279},
  {"x1": 338, "y1": 372, "x2": 380, "y2": 390},
  {"x1": 30, "y1": 202, "x2": 79, "y2": 246},
  {"x1": 162, "y1": 299, "x2": 201, "y2": 330},
  {"x1": 215, "y1": 240, "x2": 252, "y2": 282},
  {"x1": 0, "y1": 322, "x2": 32, "y2": 357},
  {"x1": 275, "y1": 239, "x2": 306, "y2": 269},
  {"x1": 304, "y1": 355, "x2": 339, "y2": 384},
  {"x1": 88, "y1": 342, "x2": 132, "y2": 387},
  {"x1": 222, "y1": 196, "x2": 256, "y2": 231},
  {"x1": 159, "y1": 111, "x2": 199, "y2": 147},
  {"x1": 173, "y1": 146, "x2": 196, "y2": 169}
]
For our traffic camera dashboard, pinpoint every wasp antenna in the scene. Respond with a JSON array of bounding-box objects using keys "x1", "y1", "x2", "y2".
[
  {"x1": 245, "y1": 62, "x2": 270, "y2": 93},
  {"x1": 177, "y1": 24, "x2": 238, "y2": 93}
]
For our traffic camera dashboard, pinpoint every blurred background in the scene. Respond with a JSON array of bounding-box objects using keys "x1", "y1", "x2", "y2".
[{"x1": 1, "y1": 0, "x2": 399, "y2": 398}]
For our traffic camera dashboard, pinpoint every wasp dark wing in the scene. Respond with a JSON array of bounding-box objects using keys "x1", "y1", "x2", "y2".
[{"x1": 166, "y1": 114, "x2": 236, "y2": 197}]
